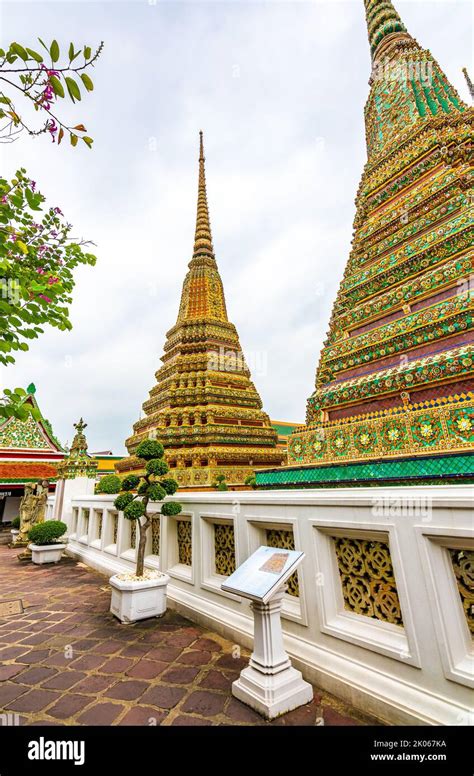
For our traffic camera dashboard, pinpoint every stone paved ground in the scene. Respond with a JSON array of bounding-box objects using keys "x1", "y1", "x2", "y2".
[{"x1": 0, "y1": 545, "x2": 381, "y2": 726}]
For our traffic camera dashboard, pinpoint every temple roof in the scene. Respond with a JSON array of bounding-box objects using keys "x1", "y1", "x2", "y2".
[{"x1": 0, "y1": 386, "x2": 64, "y2": 455}]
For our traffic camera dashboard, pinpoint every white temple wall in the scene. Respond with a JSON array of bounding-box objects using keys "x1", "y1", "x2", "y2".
[{"x1": 47, "y1": 485, "x2": 473, "y2": 726}]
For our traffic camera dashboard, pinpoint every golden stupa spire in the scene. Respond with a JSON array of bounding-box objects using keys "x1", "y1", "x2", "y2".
[{"x1": 192, "y1": 130, "x2": 214, "y2": 262}]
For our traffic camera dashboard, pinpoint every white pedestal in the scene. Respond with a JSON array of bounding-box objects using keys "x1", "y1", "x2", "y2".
[{"x1": 232, "y1": 587, "x2": 313, "y2": 719}]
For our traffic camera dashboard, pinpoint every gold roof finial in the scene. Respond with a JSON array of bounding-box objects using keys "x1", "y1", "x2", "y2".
[
  {"x1": 192, "y1": 130, "x2": 214, "y2": 261},
  {"x1": 462, "y1": 68, "x2": 474, "y2": 101}
]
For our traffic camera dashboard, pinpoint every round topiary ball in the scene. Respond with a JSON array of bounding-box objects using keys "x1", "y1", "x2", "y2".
[
  {"x1": 124, "y1": 500, "x2": 145, "y2": 520},
  {"x1": 96, "y1": 474, "x2": 122, "y2": 494},
  {"x1": 161, "y1": 501, "x2": 182, "y2": 517},
  {"x1": 146, "y1": 458, "x2": 169, "y2": 476},
  {"x1": 136, "y1": 440, "x2": 165, "y2": 461},
  {"x1": 161, "y1": 478, "x2": 178, "y2": 495},
  {"x1": 147, "y1": 483, "x2": 166, "y2": 502},
  {"x1": 121, "y1": 474, "x2": 140, "y2": 491},
  {"x1": 114, "y1": 492, "x2": 134, "y2": 511}
]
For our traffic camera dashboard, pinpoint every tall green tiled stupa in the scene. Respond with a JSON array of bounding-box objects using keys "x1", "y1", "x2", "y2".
[{"x1": 258, "y1": 0, "x2": 473, "y2": 488}]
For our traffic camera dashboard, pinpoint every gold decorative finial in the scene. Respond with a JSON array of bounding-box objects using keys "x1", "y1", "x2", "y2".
[{"x1": 192, "y1": 130, "x2": 214, "y2": 261}]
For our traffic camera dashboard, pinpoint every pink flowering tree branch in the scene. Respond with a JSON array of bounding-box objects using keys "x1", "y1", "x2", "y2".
[
  {"x1": 0, "y1": 169, "x2": 96, "y2": 366},
  {"x1": 0, "y1": 39, "x2": 103, "y2": 148}
]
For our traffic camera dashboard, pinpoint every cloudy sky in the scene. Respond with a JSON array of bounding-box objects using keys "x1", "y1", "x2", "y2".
[{"x1": 1, "y1": 0, "x2": 471, "y2": 454}]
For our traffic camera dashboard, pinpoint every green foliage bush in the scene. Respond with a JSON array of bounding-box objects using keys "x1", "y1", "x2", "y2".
[
  {"x1": 161, "y1": 478, "x2": 178, "y2": 495},
  {"x1": 11, "y1": 516, "x2": 20, "y2": 529},
  {"x1": 161, "y1": 501, "x2": 182, "y2": 517},
  {"x1": 121, "y1": 475, "x2": 140, "y2": 491},
  {"x1": 145, "y1": 458, "x2": 169, "y2": 476},
  {"x1": 147, "y1": 483, "x2": 166, "y2": 502},
  {"x1": 96, "y1": 474, "x2": 122, "y2": 494},
  {"x1": 29, "y1": 520, "x2": 67, "y2": 545},
  {"x1": 124, "y1": 501, "x2": 145, "y2": 520},
  {"x1": 113, "y1": 492, "x2": 134, "y2": 512},
  {"x1": 136, "y1": 440, "x2": 165, "y2": 461}
]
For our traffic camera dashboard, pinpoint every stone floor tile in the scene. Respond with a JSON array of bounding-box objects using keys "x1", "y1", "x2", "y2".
[
  {"x1": 77, "y1": 702, "x2": 125, "y2": 725},
  {"x1": 161, "y1": 666, "x2": 201, "y2": 684},
  {"x1": 7, "y1": 688, "x2": 60, "y2": 712},
  {"x1": 178, "y1": 650, "x2": 211, "y2": 666},
  {"x1": 199, "y1": 670, "x2": 232, "y2": 691},
  {"x1": 140, "y1": 685, "x2": 186, "y2": 710},
  {"x1": 47, "y1": 694, "x2": 92, "y2": 719},
  {"x1": 126, "y1": 660, "x2": 167, "y2": 680},
  {"x1": 104, "y1": 680, "x2": 148, "y2": 701},
  {"x1": 41, "y1": 670, "x2": 86, "y2": 691},
  {"x1": 181, "y1": 690, "x2": 227, "y2": 717},
  {"x1": 12, "y1": 666, "x2": 58, "y2": 686}
]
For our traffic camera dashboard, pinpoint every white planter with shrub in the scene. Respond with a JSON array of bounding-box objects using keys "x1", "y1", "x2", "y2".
[
  {"x1": 28, "y1": 520, "x2": 68, "y2": 565},
  {"x1": 98, "y1": 440, "x2": 182, "y2": 624},
  {"x1": 109, "y1": 571, "x2": 170, "y2": 623},
  {"x1": 29, "y1": 542, "x2": 67, "y2": 564}
]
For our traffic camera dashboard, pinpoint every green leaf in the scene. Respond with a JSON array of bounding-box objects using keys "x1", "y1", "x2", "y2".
[
  {"x1": 38, "y1": 38, "x2": 49, "y2": 54},
  {"x1": 26, "y1": 48, "x2": 43, "y2": 63},
  {"x1": 82, "y1": 136, "x2": 93, "y2": 148},
  {"x1": 70, "y1": 133, "x2": 78, "y2": 147},
  {"x1": 65, "y1": 77, "x2": 81, "y2": 102},
  {"x1": 49, "y1": 76, "x2": 64, "y2": 98},
  {"x1": 80, "y1": 73, "x2": 94, "y2": 92},
  {"x1": 83, "y1": 45, "x2": 92, "y2": 60},
  {"x1": 50, "y1": 40, "x2": 60, "y2": 63},
  {"x1": 11, "y1": 43, "x2": 28, "y2": 61},
  {"x1": 68, "y1": 42, "x2": 74, "y2": 61}
]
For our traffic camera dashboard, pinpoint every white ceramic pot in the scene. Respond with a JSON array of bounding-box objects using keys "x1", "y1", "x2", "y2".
[
  {"x1": 109, "y1": 573, "x2": 170, "y2": 624},
  {"x1": 10, "y1": 529, "x2": 19, "y2": 542},
  {"x1": 28, "y1": 543, "x2": 66, "y2": 564}
]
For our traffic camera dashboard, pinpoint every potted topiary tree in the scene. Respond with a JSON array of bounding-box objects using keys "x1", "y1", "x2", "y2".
[
  {"x1": 107, "y1": 440, "x2": 182, "y2": 623},
  {"x1": 28, "y1": 520, "x2": 68, "y2": 564},
  {"x1": 10, "y1": 515, "x2": 20, "y2": 542}
]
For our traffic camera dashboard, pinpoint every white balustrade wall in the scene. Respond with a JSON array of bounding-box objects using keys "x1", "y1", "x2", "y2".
[{"x1": 56, "y1": 485, "x2": 472, "y2": 726}]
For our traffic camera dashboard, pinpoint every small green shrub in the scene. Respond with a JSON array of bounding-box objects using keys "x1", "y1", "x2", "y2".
[
  {"x1": 145, "y1": 458, "x2": 169, "y2": 476},
  {"x1": 29, "y1": 520, "x2": 67, "y2": 546},
  {"x1": 161, "y1": 501, "x2": 182, "y2": 517},
  {"x1": 96, "y1": 474, "x2": 122, "y2": 494},
  {"x1": 114, "y1": 492, "x2": 134, "y2": 511},
  {"x1": 121, "y1": 474, "x2": 140, "y2": 491},
  {"x1": 124, "y1": 501, "x2": 145, "y2": 520},
  {"x1": 11, "y1": 516, "x2": 20, "y2": 529},
  {"x1": 136, "y1": 440, "x2": 165, "y2": 460}
]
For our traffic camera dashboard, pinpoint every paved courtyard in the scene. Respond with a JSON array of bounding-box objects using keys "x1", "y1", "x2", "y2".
[{"x1": 0, "y1": 544, "x2": 381, "y2": 726}]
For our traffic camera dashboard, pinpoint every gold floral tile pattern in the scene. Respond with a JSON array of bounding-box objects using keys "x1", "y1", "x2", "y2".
[
  {"x1": 334, "y1": 537, "x2": 403, "y2": 626},
  {"x1": 151, "y1": 516, "x2": 160, "y2": 556},
  {"x1": 449, "y1": 549, "x2": 474, "y2": 636},
  {"x1": 177, "y1": 519, "x2": 192, "y2": 566},
  {"x1": 214, "y1": 523, "x2": 236, "y2": 577},
  {"x1": 265, "y1": 529, "x2": 299, "y2": 597}
]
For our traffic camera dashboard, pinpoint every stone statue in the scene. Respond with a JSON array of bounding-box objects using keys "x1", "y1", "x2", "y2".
[{"x1": 16, "y1": 479, "x2": 50, "y2": 560}]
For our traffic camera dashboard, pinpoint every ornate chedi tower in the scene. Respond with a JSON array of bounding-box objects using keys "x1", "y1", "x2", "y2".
[
  {"x1": 117, "y1": 133, "x2": 283, "y2": 489},
  {"x1": 258, "y1": 0, "x2": 473, "y2": 488}
]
